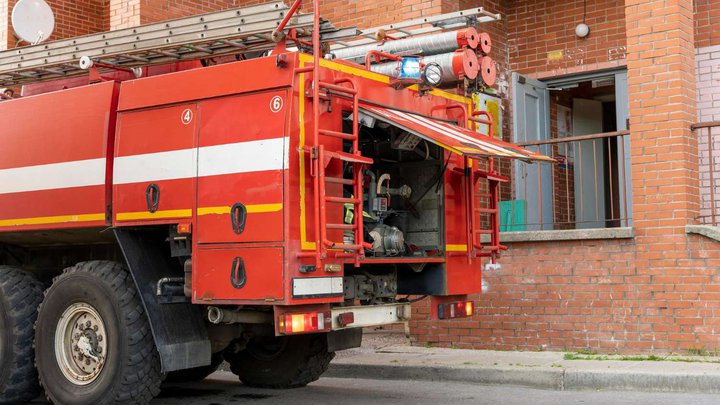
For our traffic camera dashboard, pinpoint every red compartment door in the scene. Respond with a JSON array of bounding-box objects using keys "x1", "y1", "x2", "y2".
[
  {"x1": 193, "y1": 246, "x2": 284, "y2": 302},
  {"x1": 114, "y1": 104, "x2": 197, "y2": 225},
  {"x1": 196, "y1": 91, "x2": 287, "y2": 243}
]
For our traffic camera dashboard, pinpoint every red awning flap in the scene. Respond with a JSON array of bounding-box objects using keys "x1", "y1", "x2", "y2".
[{"x1": 360, "y1": 105, "x2": 553, "y2": 163}]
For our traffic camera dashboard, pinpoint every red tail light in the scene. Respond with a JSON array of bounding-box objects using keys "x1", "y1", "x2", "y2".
[
  {"x1": 438, "y1": 301, "x2": 474, "y2": 319},
  {"x1": 278, "y1": 311, "x2": 332, "y2": 334}
]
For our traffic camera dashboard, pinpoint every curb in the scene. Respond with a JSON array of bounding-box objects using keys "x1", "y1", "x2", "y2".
[
  {"x1": 327, "y1": 363, "x2": 720, "y2": 393},
  {"x1": 564, "y1": 369, "x2": 720, "y2": 393},
  {"x1": 326, "y1": 364, "x2": 563, "y2": 390}
]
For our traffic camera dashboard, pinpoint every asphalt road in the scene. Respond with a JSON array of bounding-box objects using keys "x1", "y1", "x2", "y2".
[{"x1": 153, "y1": 372, "x2": 719, "y2": 405}]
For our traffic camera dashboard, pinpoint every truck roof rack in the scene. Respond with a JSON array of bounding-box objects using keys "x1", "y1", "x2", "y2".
[{"x1": 0, "y1": 2, "x2": 499, "y2": 87}]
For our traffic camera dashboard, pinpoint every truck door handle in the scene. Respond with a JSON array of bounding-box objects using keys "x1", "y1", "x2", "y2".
[
  {"x1": 230, "y1": 203, "x2": 247, "y2": 234},
  {"x1": 230, "y1": 257, "x2": 246, "y2": 289},
  {"x1": 146, "y1": 184, "x2": 160, "y2": 213}
]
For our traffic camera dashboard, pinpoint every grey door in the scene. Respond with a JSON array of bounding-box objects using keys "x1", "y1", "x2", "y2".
[
  {"x1": 615, "y1": 71, "x2": 632, "y2": 227},
  {"x1": 512, "y1": 73, "x2": 552, "y2": 230}
]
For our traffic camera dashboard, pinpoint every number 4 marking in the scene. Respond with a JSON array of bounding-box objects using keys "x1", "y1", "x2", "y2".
[{"x1": 181, "y1": 109, "x2": 193, "y2": 125}]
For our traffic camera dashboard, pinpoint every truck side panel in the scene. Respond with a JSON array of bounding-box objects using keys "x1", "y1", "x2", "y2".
[{"x1": 0, "y1": 82, "x2": 118, "y2": 233}]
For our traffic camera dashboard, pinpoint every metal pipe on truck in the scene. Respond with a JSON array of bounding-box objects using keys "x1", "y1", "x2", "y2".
[
  {"x1": 370, "y1": 49, "x2": 479, "y2": 82},
  {"x1": 331, "y1": 28, "x2": 479, "y2": 64}
]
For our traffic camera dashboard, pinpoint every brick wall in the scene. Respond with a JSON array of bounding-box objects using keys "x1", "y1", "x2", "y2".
[
  {"x1": 508, "y1": 0, "x2": 627, "y2": 77},
  {"x1": 411, "y1": 235, "x2": 720, "y2": 353},
  {"x1": 139, "y1": 0, "x2": 239, "y2": 24},
  {"x1": 1, "y1": 0, "x2": 107, "y2": 50},
  {"x1": 0, "y1": 1, "x2": 7, "y2": 50},
  {"x1": 132, "y1": 0, "x2": 447, "y2": 30},
  {"x1": 110, "y1": 0, "x2": 139, "y2": 29},
  {"x1": 694, "y1": 0, "x2": 720, "y2": 49}
]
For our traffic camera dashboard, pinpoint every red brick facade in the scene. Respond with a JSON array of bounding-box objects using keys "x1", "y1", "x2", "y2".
[
  {"x1": 695, "y1": 0, "x2": 720, "y2": 48},
  {"x1": 2, "y1": 0, "x2": 720, "y2": 354},
  {"x1": 1, "y1": 0, "x2": 108, "y2": 49},
  {"x1": 508, "y1": 0, "x2": 627, "y2": 76}
]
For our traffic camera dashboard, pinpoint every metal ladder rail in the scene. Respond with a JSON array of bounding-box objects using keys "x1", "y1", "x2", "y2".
[
  {"x1": 315, "y1": 79, "x2": 372, "y2": 268},
  {"x1": 471, "y1": 167, "x2": 507, "y2": 257},
  {"x1": 0, "y1": 2, "x2": 358, "y2": 87},
  {"x1": 288, "y1": 0, "x2": 371, "y2": 269},
  {"x1": 330, "y1": 7, "x2": 500, "y2": 50},
  {"x1": 469, "y1": 112, "x2": 507, "y2": 263}
]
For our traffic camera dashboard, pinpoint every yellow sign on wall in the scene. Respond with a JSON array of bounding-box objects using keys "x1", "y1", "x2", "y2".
[{"x1": 473, "y1": 93, "x2": 503, "y2": 139}]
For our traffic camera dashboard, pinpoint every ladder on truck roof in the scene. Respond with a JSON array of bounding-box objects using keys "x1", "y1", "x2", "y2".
[
  {"x1": 330, "y1": 7, "x2": 500, "y2": 50},
  {"x1": 0, "y1": 3, "x2": 498, "y2": 87},
  {"x1": 0, "y1": 1, "x2": 355, "y2": 86}
]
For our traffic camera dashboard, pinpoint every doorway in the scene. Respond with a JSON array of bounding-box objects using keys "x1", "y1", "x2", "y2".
[{"x1": 510, "y1": 70, "x2": 630, "y2": 230}]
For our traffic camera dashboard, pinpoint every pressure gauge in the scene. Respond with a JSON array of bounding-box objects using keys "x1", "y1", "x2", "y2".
[{"x1": 422, "y1": 62, "x2": 443, "y2": 87}]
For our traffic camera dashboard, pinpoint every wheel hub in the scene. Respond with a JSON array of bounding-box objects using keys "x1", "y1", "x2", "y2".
[{"x1": 55, "y1": 302, "x2": 107, "y2": 385}]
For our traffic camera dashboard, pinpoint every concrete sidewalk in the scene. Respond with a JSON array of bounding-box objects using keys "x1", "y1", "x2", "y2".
[{"x1": 328, "y1": 334, "x2": 720, "y2": 393}]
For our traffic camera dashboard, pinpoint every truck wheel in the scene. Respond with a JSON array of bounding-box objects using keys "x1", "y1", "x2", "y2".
[
  {"x1": 35, "y1": 261, "x2": 163, "y2": 404},
  {"x1": 224, "y1": 333, "x2": 335, "y2": 388},
  {"x1": 0, "y1": 266, "x2": 44, "y2": 403},
  {"x1": 165, "y1": 352, "x2": 223, "y2": 383}
]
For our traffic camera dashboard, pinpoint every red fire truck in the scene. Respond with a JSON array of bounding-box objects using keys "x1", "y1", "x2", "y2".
[{"x1": 0, "y1": 1, "x2": 549, "y2": 403}]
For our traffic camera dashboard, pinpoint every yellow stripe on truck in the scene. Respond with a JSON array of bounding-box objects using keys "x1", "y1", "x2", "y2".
[{"x1": 0, "y1": 213, "x2": 106, "y2": 227}]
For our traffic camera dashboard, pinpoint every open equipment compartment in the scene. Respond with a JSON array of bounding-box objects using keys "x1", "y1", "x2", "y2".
[{"x1": 343, "y1": 111, "x2": 447, "y2": 261}]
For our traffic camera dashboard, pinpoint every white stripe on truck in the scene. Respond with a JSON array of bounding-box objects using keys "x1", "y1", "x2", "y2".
[{"x1": 0, "y1": 137, "x2": 288, "y2": 195}]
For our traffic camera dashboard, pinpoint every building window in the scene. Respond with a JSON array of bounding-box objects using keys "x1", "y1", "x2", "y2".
[{"x1": 507, "y1": 70, "x2": 631, "y2": 231}]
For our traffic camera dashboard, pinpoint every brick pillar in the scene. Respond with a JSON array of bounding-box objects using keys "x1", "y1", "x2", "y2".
[
  {"x1": 625, "y1": 0, "x2": 698, "y2": 237},
  {"x1": 109, "y1": 0, "x2": 140, "y2": 30},
  {"x1": 0, "y1": 0, "x2": 8, "y2": 51}
]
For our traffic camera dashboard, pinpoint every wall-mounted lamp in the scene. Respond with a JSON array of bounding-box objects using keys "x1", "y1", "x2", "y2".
[
  {"x1": 575, "y1": 23, "x2": 590, "y2": 38},
  {"x1": 575, "y1": 0, "x2": 590, "y2": 38}
]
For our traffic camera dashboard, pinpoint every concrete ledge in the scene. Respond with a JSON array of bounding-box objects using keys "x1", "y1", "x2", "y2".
[
  {"x1": 328, "y1": 362, "x2": 720, "y2": 394},
  {"x1": 564, "y1": 369, "x2": 720, "y2": 393},
  {"x1": 326, "y1": 364, "x2": 564, "y2": 390},
  {"x1": 480, "y1": 227, "x2": 635, "y2": 243},
  {"x1": 686, "y1": 225, "x2": 720, "y2": 243},
  {"x1": 329, "y1": 346, "x2": 720, "y2": 393}
]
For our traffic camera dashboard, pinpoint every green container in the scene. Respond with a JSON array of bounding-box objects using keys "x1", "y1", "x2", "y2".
[{"x1": 500, "y1": 200, "x2": 526, "y2": 232}]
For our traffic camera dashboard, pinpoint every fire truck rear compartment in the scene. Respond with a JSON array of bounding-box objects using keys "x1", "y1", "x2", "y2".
[
  {"x1": 337, "y1": 116, "x2": 447, "y2": 304},
  {"x1": 348, "y1": 117, "x2": 446, "y2": 260}
]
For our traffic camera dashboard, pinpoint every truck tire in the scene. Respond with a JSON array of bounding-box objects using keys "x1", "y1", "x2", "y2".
[
  {"x1": 35, "y1": 261, "x2": 163, "y2": 405},
  {"x1": 224, "y1": 333, "x2": 335, "y2": 388},
  {"x1": 0, "y1": 266, "x2": 44, "y2": 403},
  {"x1": 165, "y1": 352, "x2": 223, "y2": 383}
]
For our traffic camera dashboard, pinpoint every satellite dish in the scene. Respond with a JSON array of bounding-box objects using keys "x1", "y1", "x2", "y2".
[{"x1": 11, "y1": 0, "x2": 55, "y2": 45}]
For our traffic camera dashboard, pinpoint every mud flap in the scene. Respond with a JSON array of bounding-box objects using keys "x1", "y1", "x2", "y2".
[
  {"x1": 327, "y1": 328, "x2": 362, "y2": 352},
  {"x1": 114, "y1": 228, "x2": 211, "y2": 372}
]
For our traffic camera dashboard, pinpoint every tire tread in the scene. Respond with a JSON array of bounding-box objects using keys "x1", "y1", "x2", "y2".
[
  {"x1": 227, "y1": 334, "x2": 335, "y2": 389},
  {"x1": 0, "y1": 266, "x2": 44, "y2": 403}
]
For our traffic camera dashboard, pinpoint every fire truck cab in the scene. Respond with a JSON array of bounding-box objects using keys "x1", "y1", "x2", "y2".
[{"x1": 0, "y1": 2, "x2": 549, "y2": 404}]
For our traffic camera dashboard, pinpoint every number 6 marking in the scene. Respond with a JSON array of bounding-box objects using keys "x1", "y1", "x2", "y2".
[{"x1": 270, "y1": 96, "x2": 283, "y2": 113}]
